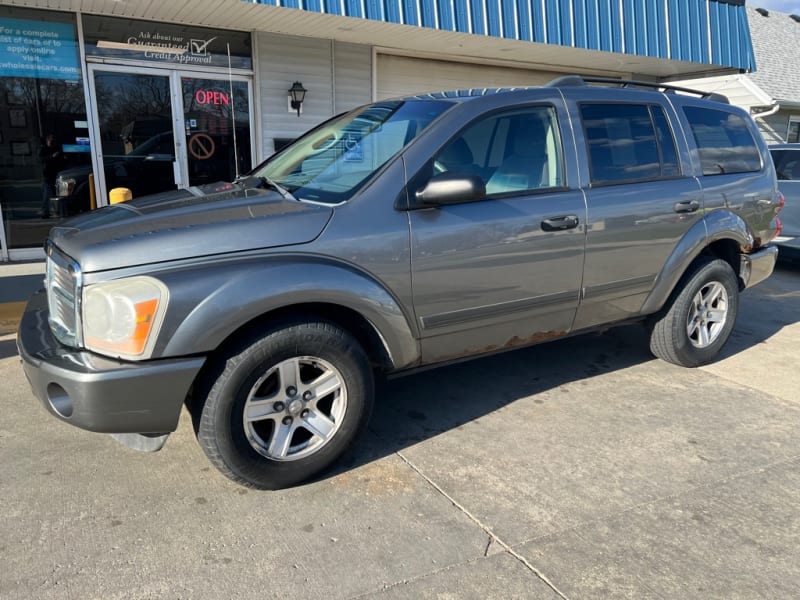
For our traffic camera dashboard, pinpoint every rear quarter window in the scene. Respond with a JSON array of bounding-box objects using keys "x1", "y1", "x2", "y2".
[{"x1": 682, "y1": 106, "x2": 761, "y2": 176}]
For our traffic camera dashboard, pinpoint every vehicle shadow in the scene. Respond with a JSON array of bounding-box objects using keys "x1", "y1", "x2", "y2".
[
  {"x1": 330, "y1": 324, "x2": 652, "y2": 478},
  {"x1": 328, "y1": 264, "x2": 800, "y2": 478}
]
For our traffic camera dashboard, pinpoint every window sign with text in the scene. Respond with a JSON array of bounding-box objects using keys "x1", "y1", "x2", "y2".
[
  {"x1": 83, "y1": 16, "x2": 252, "y2": 70},
  {"x1": 0, "y1": 17, "x2": 80, "y2": 80}
]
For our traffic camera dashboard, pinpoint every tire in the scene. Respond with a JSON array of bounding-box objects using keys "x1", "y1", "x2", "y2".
[
  {"x1": 648, "y1": 257, "x2": 739, "y2": 367},
  {"x1": 194, "y1": 320, "x2": 374, "y2": 489}
]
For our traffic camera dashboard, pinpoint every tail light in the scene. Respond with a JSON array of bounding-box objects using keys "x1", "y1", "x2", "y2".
[{"x1": 762, "y1": 192, "x2": 784, "y2": 244}]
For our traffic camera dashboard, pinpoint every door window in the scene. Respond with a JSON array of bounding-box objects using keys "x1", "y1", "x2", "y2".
[
  {"x1": 580, "y1": 103, "x2": 680, "y2": 185},
  {"x1": 182, "y1": 77, "x2": 252, "y2": 185},
  {"x1": 93, "y1": 71, "x2": 176, "y2": 199},
  {"x1": 432, "y1": 105, "x2": 565, "y2": 197}
]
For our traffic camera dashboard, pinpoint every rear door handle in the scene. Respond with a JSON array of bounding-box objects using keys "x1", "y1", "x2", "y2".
[
  {"x1": 541, "y1": 215, "x2": 579, "y2": 231},
  {"x1": 673, "y1": 200, "x2": 700, "y2": 214}
]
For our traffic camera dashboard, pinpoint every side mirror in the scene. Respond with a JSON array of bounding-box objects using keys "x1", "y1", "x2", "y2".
[{"x1": 412, "y1": 173, "x2": 486, "y2": 208}]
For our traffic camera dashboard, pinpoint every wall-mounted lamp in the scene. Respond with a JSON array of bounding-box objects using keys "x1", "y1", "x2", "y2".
[{"x1": 288, "y1": 81, "x2": 307, "y2": 117}]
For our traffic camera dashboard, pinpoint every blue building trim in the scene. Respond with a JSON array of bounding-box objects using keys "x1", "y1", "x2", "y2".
[{"x1": 243, "y1": 0, "x2": 755, "y2": 71}]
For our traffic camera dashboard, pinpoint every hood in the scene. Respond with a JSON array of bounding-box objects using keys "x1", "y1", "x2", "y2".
[
  {"x1": 50, "y1": 181, "x2": 333, "y2": 272},
  {"x1": 57, "y1": 164, "x2": 93, "y2": 180}
]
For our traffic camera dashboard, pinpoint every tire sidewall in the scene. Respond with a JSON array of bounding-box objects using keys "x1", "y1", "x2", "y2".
[
  {"x1": 200, "y1": 322, "x2": 373, "y2": 489},
  {"x1": 669, "y1": 259, "x2": 739, "y2": 366}
]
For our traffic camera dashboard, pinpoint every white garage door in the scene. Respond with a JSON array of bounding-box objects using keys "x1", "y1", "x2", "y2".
[{"x1": 376, "y1": 54, "x2": 566, "y2": 100}]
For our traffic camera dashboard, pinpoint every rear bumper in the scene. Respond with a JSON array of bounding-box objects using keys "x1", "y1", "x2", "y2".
[
  {"x1": 740, "y1": 245, "x2": 778, "y2": 289},
  {"x1": 17, "y1": 289, "x2": 205, "y2": 434}
]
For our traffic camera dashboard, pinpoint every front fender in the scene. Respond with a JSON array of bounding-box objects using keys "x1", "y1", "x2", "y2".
[
  {"x1": 640, "y1": 210, "x2": 751, "y2": 315},
  {"x1": 154, "y1": 255, "x2": 420, "y2": 369}
]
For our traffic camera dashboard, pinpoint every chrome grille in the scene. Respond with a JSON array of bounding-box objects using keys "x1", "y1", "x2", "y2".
[{"x1": 46, "y1": 243, "x2": 82, "y2": 347}]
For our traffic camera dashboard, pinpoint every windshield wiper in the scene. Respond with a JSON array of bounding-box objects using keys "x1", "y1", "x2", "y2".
[{"x1": 237, "y1": 175, "x2": 297, "y2": 202}]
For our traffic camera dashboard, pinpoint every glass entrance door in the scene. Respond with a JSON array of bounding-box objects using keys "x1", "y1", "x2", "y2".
[
  {"x1": 182, "y1": 77, "x2": 252, "y2": 186},
  {"x1": 90, "y1": 68, "x2": 178, "y2": 204},
  {"x1": 88, "y1": 67, "x2": 253, "y2": 206}
]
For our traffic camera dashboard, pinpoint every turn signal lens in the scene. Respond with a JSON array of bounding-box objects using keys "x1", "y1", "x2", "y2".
[{"x1": 83, "y1": 277, "x2": 169, "y2": 359}]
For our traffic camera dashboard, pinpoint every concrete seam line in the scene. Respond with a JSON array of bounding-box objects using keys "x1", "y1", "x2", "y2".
[{"x1": 396, "y1": 451, "x2": 571, "y2": 600}]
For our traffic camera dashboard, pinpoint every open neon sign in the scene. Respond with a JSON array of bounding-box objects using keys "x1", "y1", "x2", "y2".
[{"x1": 195, "y1": 90, "x2": 229, "y2": 105}]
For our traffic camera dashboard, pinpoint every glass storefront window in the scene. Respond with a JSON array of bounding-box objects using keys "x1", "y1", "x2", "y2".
[
  {"x1": 0, "y1": 10, "x2": 253, "y2": 258},
  {"x1": 788, "y1": 118, "x2": 800, "y2": 144},
  {"x1": 0, "y1": 7, "x2": 87, "y2": 251},
  {"x1": 82, "y1": 16, "x2": 252, "y2": 71}
]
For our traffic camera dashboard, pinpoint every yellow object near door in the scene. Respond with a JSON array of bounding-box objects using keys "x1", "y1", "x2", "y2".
[
  {"x1": 109, "y1": 188, "x2": 132, "y2": 204},
  {"x1": 89, "y1": 173, "x2": 96, "y2": 210}
]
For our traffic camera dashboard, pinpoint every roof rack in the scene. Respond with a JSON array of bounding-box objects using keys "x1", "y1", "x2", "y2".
[{"x1": 545, "y1": 75, "x2": 730, "y2": 104}]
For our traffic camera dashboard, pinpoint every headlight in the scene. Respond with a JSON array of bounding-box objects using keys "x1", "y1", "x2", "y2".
[
  {"x1": 55, "y1": 176, "x2": 76, "y2": 198},
  {"x1": 82, "y1": 276, "x2": 169, "y2": 360}
]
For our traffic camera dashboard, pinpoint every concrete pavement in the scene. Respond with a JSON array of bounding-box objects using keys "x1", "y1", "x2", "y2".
[
  {"x1": 0, "y1": 261, "x2": 44, "y2": 335},
  {"x1": 0, "y1": 265, "x2": 798, "y2": 599}
]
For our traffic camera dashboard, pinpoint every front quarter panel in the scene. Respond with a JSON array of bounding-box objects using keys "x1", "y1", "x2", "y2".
[{"x1": 152, "y1": 256, "x2": 420, "y2": 369}]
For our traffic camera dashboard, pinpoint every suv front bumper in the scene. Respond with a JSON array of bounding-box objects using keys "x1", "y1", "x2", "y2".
[{"x1": 17, "y1": 290, "x2": 205, "y2": 434}]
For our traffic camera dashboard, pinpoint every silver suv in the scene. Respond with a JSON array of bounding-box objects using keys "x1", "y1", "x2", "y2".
[
  {"x1": 18, "y1": 77, "x2": 784, "y2": 489},
  {"x1": 770, "y1": 143, "x2": 800, "y2": 260}
]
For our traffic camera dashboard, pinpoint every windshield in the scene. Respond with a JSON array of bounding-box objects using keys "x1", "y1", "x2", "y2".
[{"x1": 255, "y1": 100, "x2": 452, "y2": 204}]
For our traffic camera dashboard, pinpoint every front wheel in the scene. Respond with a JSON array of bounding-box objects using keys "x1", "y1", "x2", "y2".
[
  {"x1": 194, "y1": 320, "x2": 374, "y2": 489},
  {"x1": 648, "y1": 257, "x2": 739, "y2": 367}
]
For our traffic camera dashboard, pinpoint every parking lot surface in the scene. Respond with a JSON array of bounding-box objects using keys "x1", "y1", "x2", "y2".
[{"x1": 1, "y1": 265, "x2": 798, "y2": 599}]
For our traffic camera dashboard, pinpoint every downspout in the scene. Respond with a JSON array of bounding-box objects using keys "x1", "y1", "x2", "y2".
[{"x1": 753, "y1": 103, "x2": 780, "y2": 119}]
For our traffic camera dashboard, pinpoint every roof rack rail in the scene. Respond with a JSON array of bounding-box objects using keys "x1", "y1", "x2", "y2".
[{"x1": 545, "y1": 75, "x2": 730, "y2": 104}]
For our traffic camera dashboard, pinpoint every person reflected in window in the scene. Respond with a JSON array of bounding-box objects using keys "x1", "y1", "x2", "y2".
[{"x1": 39, "y1": 134, "x2": 64, "y2": 218}]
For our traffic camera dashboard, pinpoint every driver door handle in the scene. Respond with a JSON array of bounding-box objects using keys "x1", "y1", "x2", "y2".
[
  {"x1": 673, "y1": 200, "x2": 700, "y2": 214},
  {"x1": 541, "y1": 215, "x2": 579, "y2": 231}
]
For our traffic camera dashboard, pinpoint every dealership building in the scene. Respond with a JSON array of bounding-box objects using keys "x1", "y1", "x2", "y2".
[{"x1": 0, "y1": 0, "x2": 756, "y2": 261}]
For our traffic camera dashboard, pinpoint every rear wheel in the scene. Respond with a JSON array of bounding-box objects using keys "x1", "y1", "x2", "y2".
[
  {"x1": 648, "y1": 257, "x2": 739, "y2": 367},
  {"x1": 194, "y1": 320, "x2": 374, "y2": 489}
]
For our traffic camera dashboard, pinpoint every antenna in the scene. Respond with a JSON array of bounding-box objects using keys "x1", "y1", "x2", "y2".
[{"x1": 227, "y1": 43, "x2": 241, "y2": 180}]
